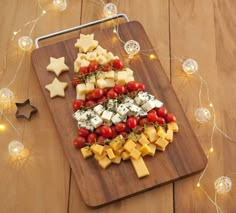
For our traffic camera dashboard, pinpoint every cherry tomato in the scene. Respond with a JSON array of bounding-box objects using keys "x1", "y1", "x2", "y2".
[
  {"x1": 134, "y1": 125, "x2": 143, "y2": 134},
  {"x1": 87, "y1": 133, "x2": 97, "y2": 144},
  {"x1": 72, "y1": 77, "x2": 80, "y2": 87},
  {"x1": 103, "y1": 88, "x2": 109, "y2": 94},
  {"x1": 113, "y1": 85, "x2": 126, "y2": 94},
  {"x1": 120, "y1": 131, "x2": 128, "y2": 138},
  {"x1": 77, "y1": 127, "x2": 90, "y2": 137},
  {"x1": 138, "y1": 118, "x2": 149, "y2": 126},
  {"x1": 111, "y1": 126, "x2": 118, "y2": 139},
  {"x1": 88, "y1": 61, "x2": 99, "y2": 73},
  {"x1": 127, "y1": 117, "x2": 138, "y2": 129},
  {"x1": 157, "y1": 107, "x2": 168, "y2": 118},
  {"x1": 115, "y1": 122, "x2": 126, "y2": 132},
  {"x1": 97, "y1": 135, "x2": 106, "y2": 145},
  {"x1": 165, "y1": 113, "x2": 176, "y2": 123},
  {"x1": 106, "y1": 89, "x2": 118, "y2": 99},
  {"x1": 79, "y1": 66, "x2": 88, "y2": 75},
  {"x1": 86, "y1": 93, "x2": 95, "y2": 101},
  {"x1": 156, "y1": 117, "x2": 165, "y2": 125},
  {"x1": 85, "y1": 100, "x2": 96, "y2": 108},
  {"x1": 138, "y1": 82, "x2": 145, "y2": 91},
  {"x1": 100, "y1": 125, "x2": 112, "y2": 138},
  {"x1": 149, "y1": 109, "x2": 157, "y2": 114},
  {"x1": 126, "y1": 81, "x2": 139, "y2": 92},
  {"x1": 102, "y1": 63, "x2": 111, "y2": 72},
  {"x1": 95, "y1": 127, "x2": 102, "y2": 135},
  {"x1": 72, "y1": 99, "x2": 85, "y2": 111},
  {"x1": 147, "y1": 112, "x2": 158, "y2": 122},
  {"x1": 73, "y1": 136, "x2": 86, "y2": 148},
  {"x1": 92, "y1": 88, "x2": 104, "y2": 99},
  {"x1": 112, "y1": 59, "x2": 124, "y2": 70}
]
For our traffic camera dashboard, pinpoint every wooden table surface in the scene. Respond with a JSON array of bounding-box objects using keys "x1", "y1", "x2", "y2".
[{"x1": 1, "y1": 0, "x2": 236, "y2": 212}]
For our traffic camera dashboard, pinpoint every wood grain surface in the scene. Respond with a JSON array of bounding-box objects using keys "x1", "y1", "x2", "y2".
[{"x1": 1, "y1": 0, "x2": 236, "y2": 212}]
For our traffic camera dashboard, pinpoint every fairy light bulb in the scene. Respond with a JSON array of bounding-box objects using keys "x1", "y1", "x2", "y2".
[
  {"x1": 214, "y1": 176, "x2": 232, "y2": 194},
  {"x1": 0, "y1": 124, "x2": 6, "y2": 131},
  {"x1": 43, "y1": 10, "x2": 46, "y2": 14},
  {"x1": 197, "y1": 182, "x2": 201, "y2": 187},
  {"x1": 124, "y1": 40, "x2": 140, "y2": 59},
  {"x1": 149, "y1": 54, "x2": 156, "y2": 60},
  {"x1": 0, "y1": 88, "x2": 14, "y2": 105},
  {"x1": 103, "y1": 3, "x2": 117, "y2": 18},
  {"x1": 195, "y1": 108, "x2": 211, "y2": 123},
  {"x1": 8, "y1": 140, "x2": 24, "y2": 157},
  {"x1": 182, "y1": 58, "x2": 198, "y2": 74},
  {"x1": 210, "y1": 147, "x2": 214, "y2": 153},
  {"x1": 53, "y1": 0, "x2": 67, "y2": 11},
  {"x1": 18, "y1": 36, "x2": 33, "y2": 51}
]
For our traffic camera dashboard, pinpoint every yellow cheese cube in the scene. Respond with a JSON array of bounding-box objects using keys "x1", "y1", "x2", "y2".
[
  {"x1": 131, "y1": 156, "x2": 150, "y2": 178},
  {"x1": 94, "y1": 152, "x2": 107, "y2": 161},
  {"x1": 106, "y1": 148, "x2": 116, "y2": 160},
  {"x1": 76, "y1": 83, "x2": 87, "y2": 94},
  {"x1": 144, "y1": 126, "x2": 157, "y2": 142},
  {"x1": 98, "y1": 156, "x2": 112, "y2": 169},
  {"x1": 121, "y1": 151, "x2": 130, "y2": 160},
  {"x1": 114, "y1": 148, "x2": 124, "y2": 156},
  {"x1": 147, "y1": 143, "x2": 156, "y2": 157},
  {"x1": 105, "y1": 52, "x2": 115, "y2": 62},
  {"x1": 96, "y1": 78, "x2": 106, "y2": 88},
  {"x1": 93, "y1": 45, "x2": 107, "y2": 55},
  {"x1": 116, "y1": 71, "x2": 127, "y2": 85},
  {"x1": 138, "y1": 133, "x2": 150, "y2": 145},
  {"x1": 111, "y1": 156, "x2": 122, "y2": 164},
  {"x1": 86, "y1": 75, "x2": 96, "y2": 84},
  {"x1": 155, "y1": 137, "x2": 169, "y2": 151},
  {"x1": 105, "y1": 71, "x2": 115, "y2": 79},
  {"x1": 167, "y1": 122, "x2": 179, "y2": 133},
  {"x1": 103, "y1": 79, "x2": 115, "y2": 88},
  {"x1": 125, "y1": 68, "x2": 134, "y2": 77},
  {"x1": 80, "y1": 146, "x2": 93, "y2": 159},
  {"x1": 165, "y1": 129, "x2": 173, "y2": 142},
  {"x1": 109, "y1": 135, "x2": 124, "y2": 151},
  {"x1": 156, "y1": 126, "x2": 167, "y2": 138},
  {"x1": 125, "y1": 76, "x2": 135, "y2": 83},
  {"x1": 76, "y1": 92, "x2": 85, "y2": 100},
  {"x1": 128, "y1": 132, "x2": 140, "y2": 142},
  {"x1": 96, "y1": 55, "x2": 108, "y2": 65},
  {"x1": 93, "y1": 144, "x2": 104, "y2": 155},
  {"x1": 86, "y1": 52, "x2": 97, "y2": 61},
  {"x1": 135, "y1": 143, "x2": 142, "y2": 151},
  {"x1": 140, "y1": 144, "x2": 152, "y2": 156},
  {"x1": 123, "y1": 139, "x2": 136, "y2": 153},
  {"x1": 130, "y1": 148, "x2": 141, "y2": 160},
  {"x1": 85, "y1": 83, "x2": 94, "y2": 93},
  {"x1": 90, "y1": 144, "x2": 97, "y2": 153}
]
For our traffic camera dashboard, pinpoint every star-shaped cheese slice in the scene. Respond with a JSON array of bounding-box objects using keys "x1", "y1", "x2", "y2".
[
  {"x1": 45, "y1": 77, "x2": 68, "y2": 98},
  {"x1": 46, "y1": 57, "x2": 69, "y2": 77},
  {"x1": 75, "y1": 34, "x2": 98, "y2": 53}
]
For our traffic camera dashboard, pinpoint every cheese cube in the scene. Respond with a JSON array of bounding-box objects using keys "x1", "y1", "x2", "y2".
[
  {"x1": 156, "y1": 126, "x2": 167, "y2": 138},
  {"x1": 125, "y1": 76, "x2": 135, "y2": 83},
  {"x1": 105, "y1": 52, "x2": 115, "y2": 62},
  {"x1": 106, "y1": 148, "x2": 116, "y2": 160},
  {"x1": 76, "y1": 83, "x2": 87, "y2": 94},
  {"x1": 94, "y1": 152, "x2": 107, "y2": 161},
  {"x1": 125, "y1": 68, "x2": 134, "y2": 76},
  {"x1": 111, "y1": 156, "x2": 122, "y2": 164},
  {"x1": 135, "y1": 143, "x2": 142, "y2": 151},
  {"x1": 86, "y1": 52, "x2": 97, "y2": 61},
  {"x1": 141, "y1": 100, "x2": 156, "y2": 112},
  {"x1": 91, "y1": 115, "x2": 103, "y2": 128},
  {"x1": 134, "y1": 92, "x2": 149, "y2": 106},
  {"x1": 128, "y1": 132, "x2": 140, "y2": 142},
  {"x1": 128, "y1": 104, "x2": 142, "y2": 116},
  {"x1": 80, "y1": 146, "x2": 93, "y2": 159},
  {"x1": 104, "y1": 79, "x2": 115, "y2": 88},
  {"x1": 117, "y1": 104, "x2": 129, "y2": 116},
  {"x1": 77, "y1": 121, "x2": 94, "y2": 132},
  {"x1": 165, "y1": 129, "x2": 173, "y2": 142},
  {"x1": 80, "y1": 58, "x2": 90, "y2": 67},
  {"x1": 93, "y1": 144, "x2": 104, "y2": 155},
  {"x1": 131, "y1": 157, "x2": 150, "y2": 178},
  {"x1": 116, "y1": 71, "x2": 127, "y2": 85},
  {"x1": 107, "y1": 99, "x2": 118, "y2": 111},
  {"x1": 114, "y1": 148, "x2": 124, "y2": 156},
  {"x1": 138, "y1": 133, "x2": 150, "y2": 145},
  {"x1": 101, "y1": 110, "x2": 113, "y2": 122},
  {"x1": 76, "y1": 91, "x2": 86, "y2": 100},
  {"x1": 121, "y1": 151, "x2": 130, "y2": 160},
  {"x1": 123, "y1": 139, "x2": 136, "y2": 153},
  {"x1": 96, "y1": 55, "x2": 108, "y2": 65},
  {"x1": 86, "y1": 75, "x2": 96, "y2": 84},
  {"x1": 109, "y1": 135, "x2": 124, "y2": 151},
  {"x1": 103, "y1": 121, "x2": 113, "y2": 126},
  {"x1": 105, "y1": 71, "x2": 115, "y2": 79},
  {"x1": 123, "y1": 97, "x2": 134, "y2": 107},
  {"x1": 85, "y1": 83, "x2": 94, "y2": 93},
  {"x1": 93, "y1": 104, "x2": 105, "y2": 115},
  {"x1": 96, "y1": 72, "x2": 106, "y2": 79},
  {"x1": 144, "y1": 126, "x2": 157, "y2": 142},
  {"x1": 130, "y1": 148, "x2": 141, "y2": 160},
  {"x1": 76, "y1": 53, "x2": 87, "y2": 61},
  {"x1": 148, "y1": 143, "x2": 156, "y2": 156},
  {"x1": 167, "y1": 122, "x2": 179, "y2": 133},
  {"x1": 96, "y1": 78, "x2": 107, "y2": 88},
  {"x1": 98, "y1": 156, "x2": 112, "y2": 169},
  {"x1": 154, "y1": 99, "x2": 163, "y2": 108},
  {"x1": 111, "y1": 113, "x2": 124, "y2": 124},
  {"x1": 140, "y1": 144, "x2": 152, "y2": 156},
  {"x1": 155, "y1": 138, "x2": 169, "y2": 151},
  {"x1": 93, "y1": 45, "x2": 107, "y2": 55}
]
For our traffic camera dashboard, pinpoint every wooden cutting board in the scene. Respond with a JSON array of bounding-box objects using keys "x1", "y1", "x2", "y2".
[{"x1": 31, "y1": 21, "x2": 207, "y2": 207}]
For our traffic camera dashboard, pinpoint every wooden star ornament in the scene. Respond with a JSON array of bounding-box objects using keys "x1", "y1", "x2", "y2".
[
  {"x1": 15, "y1": 99, "x2": 38, "y2": 120},
  {"x1": 75, "y1": 34, "x2": 98, "y2": 53},
  {"x1": 46, "y1": 57, "x2": 69, "y2": 77},
  {"x1": 45, "y1": 77, "x2": 68, "y2": 98}
]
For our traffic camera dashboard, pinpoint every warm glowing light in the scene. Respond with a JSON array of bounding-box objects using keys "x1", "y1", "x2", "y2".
[
  {"x1": 13, "y1": 31, "x2": 18, "y2": 35},
  {"x1": 113, "y1": 28, "x2": 117, "y2": 33},
  {"x1": 209, "y1": 103, "x2": 213, "y2": 107},
  {"x1": 53, "y1": 0, "x2": 67, "y2": 11},
  {"x1": 18, "y1": 36, "x2": 33, "y2": 51},
  {"x1": 0, "y1": 124, "x2": 6, "y2": 131},
  {"x1": 8, "y1": 140, "x2": 24, "y2": 157},
  {"x1": 43, "y1": 10, "x2": 46, "y2": 14},
  {"x1": 124, "y1": 40, "x2": 140, "y2": 58},
  {"x1": 0, "y1": 88, "x2": 14, "y2": 104},
  {"x1": 195, "y1": 108, "x2": 211, "y2": 123},
  {"x1": 182, "y1": 58, "x2": 198, "y2": 74},
  {"x1": 210, "y1": 147, "x2": 214, "y2": 152},
  {"x1": 197, "y1": 182, "x2": 200, "y2": 187},
  {"x1": 214, "y1": 176, "x2": 232, "y2": 194},
  {"x1": 103, "y1": 3, "x2": 117, "y2": 18},
  {"x1": 149, "y1": 54, "x2": 156, "y2": 60}
]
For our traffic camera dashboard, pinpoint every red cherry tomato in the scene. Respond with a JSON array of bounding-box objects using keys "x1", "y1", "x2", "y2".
[
  {"x1": 126, "y1": 81, "x2": 139, "y2": 92},
  {"x1": 120, "y1": 131, "x2": 128, "y2": 138},
  {"x1": 112, "y1": 59, "x2": 124, "y2": 70},
  {"x1": 165, "y1": 113, "x2": 176, "y2": 123},
  {"x1": 138, "y1": 82, "x2": 145, "y2": 91},
  {"x1": 72, "y1": 99, "x2": 85, "y2": 111},
  {"x1": 106, "y1": 89, "x2": 118, "y2": 99},
  {"x1": 147, "y1": 112, "x2": 158, "y2": 122},
  {"x1": 100, "y1": 125, "x2": 112, "y2": 138},
  {"x1": 72, "y1": 77, "x2": 80, "y2": 87},
  {"x1": 113, "y1": 85, "x2": 126, "y2": 94},
  {"x1": 85, "y1": 100, "x2": 96, "y2": 108},
  {"x1": 138, "y1": 118, "x2": 149, "y2": 126},
  {"x1": 86, "y1": 93, "x2": 95, "y2": 101},
  {"x1": 157, "y1": 107, "x2": 168, "y2": 118},
  {"x1": 97, "y1": 135, "x2": 106, "y2": 145},
  {"x1": 111, "y1": 126, "x2": 118, "y2": 139},
  {"x1": 102, "y1": 63, "x2": 111, "y2": 72},
  {"x1": 77, "y1": 127, "x2": 90, "y2": 137},
  {"x1": 115, "y1": 122, "x2": 126, "y2": 132},
  {"x1": 103, "y1": 88, "x2": 109, "y2": 95},
  {"x1": 79, "y1": 66, "x2": 88, "y2": 75},
  {"x1": 156, "y1": 117, "x2": 165, "y2": 125},
  {"x1": 92, "y1": 88, "x2": 104, "y2": 99},
  {"x1": 88, "y1": 61, "x2": 99, "y2": 73},
  {"x1": 87, "y1": 133, "x2": 97, "y2": 144},
  {"x1": 73, "y1": 137, "x2": 86, "y2": 149},
  {"x1": 127, "y1": 117, "x2": 138, "y2": 129},
  {"x1": 95, "y1": 127, "x2": 102, "y2": 135},
  {"x1": 134, "y1": 125, "x2": 143, "y2": 134}
]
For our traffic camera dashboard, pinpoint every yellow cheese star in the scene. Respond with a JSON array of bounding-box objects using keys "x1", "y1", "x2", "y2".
[
  {"x1": 46, "y1": 57, "x2": 69, "y2": 77},
  {"x1": 75, "y1": 34, "x2": 98, "y2": 53},
  {"x1": 45, "y1": 77, "x2": 68, "y2": 98}
]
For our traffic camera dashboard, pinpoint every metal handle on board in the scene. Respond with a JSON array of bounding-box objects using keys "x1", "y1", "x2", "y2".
[{"x1": 35, "y1": 13, "x2": 129, "y2": 48}]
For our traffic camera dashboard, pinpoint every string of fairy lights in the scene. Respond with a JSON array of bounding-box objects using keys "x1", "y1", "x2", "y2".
[{"x1": 0, "y1": 0, "x2": 235, "y2": 211}]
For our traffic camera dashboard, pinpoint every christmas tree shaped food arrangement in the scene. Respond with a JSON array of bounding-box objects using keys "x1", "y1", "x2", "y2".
[{"x1": 71, "y1": 34, "x2": 179, "y2": 178}]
